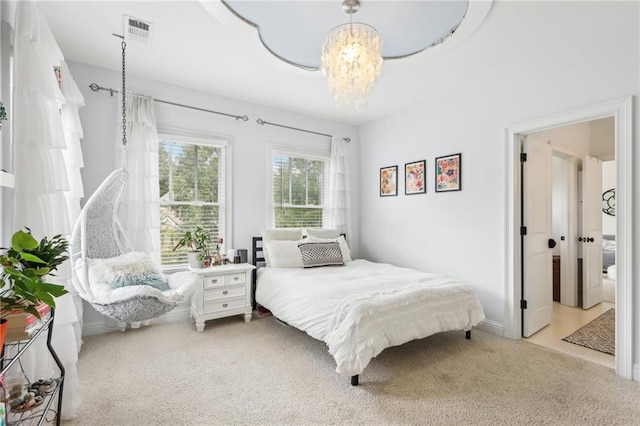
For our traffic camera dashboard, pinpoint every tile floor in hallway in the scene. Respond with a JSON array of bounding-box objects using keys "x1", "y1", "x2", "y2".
[{"x1": 524, "y1": 301, "x2": 615, "y2": 369}]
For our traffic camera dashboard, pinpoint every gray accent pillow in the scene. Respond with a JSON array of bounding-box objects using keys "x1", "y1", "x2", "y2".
[{"x1": 297, "y1": 241, "x2": 344, "y2": 268}]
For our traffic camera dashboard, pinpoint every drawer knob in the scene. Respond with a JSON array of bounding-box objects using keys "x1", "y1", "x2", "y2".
[
  {"x1": 222, "y1": 291, "x2": 228, "y2": 295},
  {"x1": 222, "y1": 303, "x2": 228, "y2": 308},
  {"x1": 234, "y1": 276, "x2": 239, "y2": 281},
  {"x1": 212, "y1": 279, "x2": 218, "y2": 283}
]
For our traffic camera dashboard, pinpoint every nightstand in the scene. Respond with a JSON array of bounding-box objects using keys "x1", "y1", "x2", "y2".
[{"x1": 189, "y1": 263, "x2": 256, "y2": 332}]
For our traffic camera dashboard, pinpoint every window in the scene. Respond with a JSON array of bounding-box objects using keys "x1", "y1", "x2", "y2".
[
  {"x1": 269, "y1": 146, "x2": 329, "y2": 228},
  {"x1": 158, "y1": 132, "x2": 230, "y2": 267}
]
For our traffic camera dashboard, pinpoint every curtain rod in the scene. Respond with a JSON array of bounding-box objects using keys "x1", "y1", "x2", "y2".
[
  {"x1": 88, "y1": 83, "x2": 249, "y2": 122},
  {"x1": 256, "y1": 118, "x2": 351, "y2": 142}
]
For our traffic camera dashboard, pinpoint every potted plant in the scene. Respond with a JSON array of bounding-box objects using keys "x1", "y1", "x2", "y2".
[
  {"x1": 0, "y1": 228, "x2": 69, "y2": 347},
  {"x1": 172, "y1": 227, "x2": 212, "y2": 269}
]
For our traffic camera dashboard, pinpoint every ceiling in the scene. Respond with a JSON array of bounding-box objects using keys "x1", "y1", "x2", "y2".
[{"x1": 38, "y1": 1, "x2": 492, "y2": 126}]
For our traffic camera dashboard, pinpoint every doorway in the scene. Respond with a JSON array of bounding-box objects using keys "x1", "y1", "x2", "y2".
[
  {"x1": 504, "y1": 96, "x2": 633, "y2": 379},
  {"x1": 520, "y1": 118, "x2": 615, "y2": 367}
]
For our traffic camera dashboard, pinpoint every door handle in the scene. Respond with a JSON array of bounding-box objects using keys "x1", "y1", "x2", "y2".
[
  {"x1": 578, "y1": 237, "x2": 583, "y2": 242},
  {"x1": 587, "y1": 237, "x2": 594, "y2": 243},
  {"x1": 548, "y1": 239, "x2": 557, "y2": 249}
]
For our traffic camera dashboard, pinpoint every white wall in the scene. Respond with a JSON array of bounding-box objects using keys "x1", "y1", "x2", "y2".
[
  {"x1": 68, "y1": 61, "x2": 360, "y2": 332},
  {"x1": 357, "y1": 0, "x2": 638, "y2": 346}
]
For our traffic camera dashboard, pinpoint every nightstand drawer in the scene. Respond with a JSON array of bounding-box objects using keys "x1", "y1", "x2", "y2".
[
  {"x1": 225, "y1": 273, "x2": 246, "y2": 285},
  {"x1": 204, "y1": 286, "x2": 245, "y2": 301},
  {"x1": 203, "y1": 276, "x2": 225, "y2": 288},
  {"x1": 204, "y1": 297, "x2": 245, "y2": 313}
]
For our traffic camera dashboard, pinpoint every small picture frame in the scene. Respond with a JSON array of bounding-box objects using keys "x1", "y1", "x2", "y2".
[
  {"x1": 405, "y1": 160, "x2": 426, "y2": 195},
  {"x1": 435, "y1": 153, "x2": 462, "y2": 192},
  {"x1": 380, "y1": 165, "x2": 398, "y2": 197}
]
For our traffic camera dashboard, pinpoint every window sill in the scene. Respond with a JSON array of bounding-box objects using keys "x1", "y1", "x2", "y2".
[{"x1": 162, "y1": 265, "x2": 190, "y2": 275}]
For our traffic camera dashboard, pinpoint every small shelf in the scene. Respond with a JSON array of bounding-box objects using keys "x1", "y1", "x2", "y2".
[{"x1": 1, "y1": 312, "x2": 65, "y2": 426}]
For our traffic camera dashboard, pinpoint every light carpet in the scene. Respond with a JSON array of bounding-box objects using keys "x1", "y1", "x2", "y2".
[
  {"x1": 563, "y1": 309, "x2": 615, "y2": 356},
  {"x1": 63, "y1": 314, "x2": 640, "y2": 425}
]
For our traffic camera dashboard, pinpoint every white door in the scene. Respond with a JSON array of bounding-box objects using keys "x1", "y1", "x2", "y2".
[
  {"x1": 522, "y1": 137, "x2": 553, "y2": 337},
  {"x1": 582, "y1": 156, "x2": 603, "y2": 309}
]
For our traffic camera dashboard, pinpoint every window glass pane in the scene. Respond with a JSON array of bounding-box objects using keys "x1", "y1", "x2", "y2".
[
  {"x1": 196, "y1": 146, "x2": 220, "y2": 203},
  {"x1": 272, "y1": 152, "x2": 325, "y2": 228}
]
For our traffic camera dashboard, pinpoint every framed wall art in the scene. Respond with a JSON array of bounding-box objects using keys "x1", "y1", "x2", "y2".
[
  {"x1": 435, "y1": 153, "x2": 462, "y2": 192},
  {"x1": 380, "y1": 165, "x2": 398, "y2": 197},
  {"x1": 405, "y1": 160, "x2": 426, "y2": 195}
]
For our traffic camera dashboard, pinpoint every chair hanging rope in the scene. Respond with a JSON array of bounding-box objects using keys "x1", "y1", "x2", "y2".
[{"x1": 121, "y1": 39, "x2": 127, "y2": 148}]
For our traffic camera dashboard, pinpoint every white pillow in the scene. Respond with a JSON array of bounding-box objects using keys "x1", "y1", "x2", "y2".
[
  {"x1": 86, "y1": 252, "x2": 169, "y2": 291},
  {"x1": 263, "y1": 239, "x2": 304, "y2": 268},
  {"x1": 306, "y1": 228, "x2": 341, "y2": 239},
  {"x1": 307, "y1": 235, "x2": 352, "y2": 263},
  {"x1": 261, "y1": 229, "x2": 304, "y2": 266}
]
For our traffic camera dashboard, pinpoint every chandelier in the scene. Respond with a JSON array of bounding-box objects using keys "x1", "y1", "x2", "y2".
[{"x1": 320, "y1": 0, "x2": 382, "y2": 111}]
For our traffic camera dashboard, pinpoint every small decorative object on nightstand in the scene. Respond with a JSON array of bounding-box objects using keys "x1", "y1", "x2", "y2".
[{"x1": 189, "y1": 263, "x2": 256, "y2": 332}]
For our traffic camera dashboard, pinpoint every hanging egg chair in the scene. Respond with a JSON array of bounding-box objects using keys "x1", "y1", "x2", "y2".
[{"x1": 70, "y1": 38, "x2": 196, "y2": 331}]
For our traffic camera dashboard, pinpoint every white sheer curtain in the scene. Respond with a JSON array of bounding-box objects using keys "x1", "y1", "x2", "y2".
[
  {"x1": 328, "y1": 136, "x2": 352, "y2": 239},
  {"x1": 12, "y1": 2, "x2": 82, "y2": 419},
  {"x1": 116, "y1": 93, "x2": 161, "y2": 264}
]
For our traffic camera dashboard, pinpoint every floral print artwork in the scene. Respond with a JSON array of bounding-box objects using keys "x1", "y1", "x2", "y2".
[
  {"x1": 405, "y1": 160, "x2": 426, "y2": 195},
  {"x1": 380, "y1": 166, "x2": 397, "y2": 196},
  {"x1": 435, "y1": 153, "x2": 461, "y2": 192}
]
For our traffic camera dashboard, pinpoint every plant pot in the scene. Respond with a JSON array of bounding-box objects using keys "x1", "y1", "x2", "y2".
[
  {"x1": 0, "y1": 318, "x2": 8, "y2": 349},
  {"x1": 187, "y1": 251, "x2": 204, "y2": 269}
]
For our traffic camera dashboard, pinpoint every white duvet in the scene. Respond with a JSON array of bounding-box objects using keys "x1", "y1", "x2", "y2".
[{"x1": 256, "y1": 259, "x2": 485, "y2": 377}]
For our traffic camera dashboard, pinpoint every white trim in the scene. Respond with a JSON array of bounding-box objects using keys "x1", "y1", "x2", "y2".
[
  {"x1": 504, "y1": 96, "x2": 633, "y2": 380},
  {"x1": 477, "y1": 319, "x2": 504, "y2": 337},
  {"x1": 157, "y1": 125, "x2": 232, "y2": 146}
]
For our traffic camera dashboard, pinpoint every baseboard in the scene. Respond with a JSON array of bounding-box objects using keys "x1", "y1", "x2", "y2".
[
  {"x1": 633, "y1": 362, "x2": 640, "y2": 382},
  {"x1": 81, "y1": 306, "x2": 191, "y2": 337},
  {"x1": 477, "y1": 319, "x2": 503, "y2": 336}
]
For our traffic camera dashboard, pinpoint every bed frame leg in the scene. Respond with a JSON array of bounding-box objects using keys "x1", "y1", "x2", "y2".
[
  {"x1": 350, "y1": 375, "x2": 359, "y2": 386},
  {"x1": 465, "y1": 330, "x2": 471, "y2": 340}
]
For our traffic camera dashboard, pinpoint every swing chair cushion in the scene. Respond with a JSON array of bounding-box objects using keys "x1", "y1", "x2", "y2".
[
  {"x1": 87, "y1": 251, "x2": 170, "y2": 291},
  {"x1": 80, "y1": 260, "x2": 196, "y2": 306}
]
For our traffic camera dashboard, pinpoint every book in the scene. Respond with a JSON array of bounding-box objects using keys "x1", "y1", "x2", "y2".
[
  {"x1": 4, "y1": 303, "x2": 50, "y2": 328},
  {"x1": 3, "y1": 304, "x2": 51, "y2": 342}
]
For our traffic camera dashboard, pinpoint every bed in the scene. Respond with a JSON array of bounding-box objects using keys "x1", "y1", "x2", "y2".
[
  {"x1": 602, "y1": 234, "x2": 615, "y2": 273},
  {"x1": 252, "y1": 230, "x2": 485, "y2": 386}
]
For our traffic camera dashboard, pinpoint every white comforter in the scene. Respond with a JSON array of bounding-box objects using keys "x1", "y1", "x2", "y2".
[{"x1": 256, "y1": 259, "x2": 485, "y2": 377}]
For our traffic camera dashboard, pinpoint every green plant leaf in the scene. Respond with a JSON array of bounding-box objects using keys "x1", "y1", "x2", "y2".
[
  {"x1": 12, "y1": 230, "x2": 38, "y2": 251},
  {"x1": 35, "y1": 292, "x2": 55, "y2": 308},
  {"x1": 20, "y1": 253, "x2": 46, "y2": 264},
  {"x1": 38, "y1": 282, "x2": 68, "y2": 297}
]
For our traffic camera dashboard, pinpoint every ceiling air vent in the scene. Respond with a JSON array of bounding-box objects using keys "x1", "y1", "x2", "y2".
[{"x1": 123, "y1": 15, "x2": 153, "y2": 44}]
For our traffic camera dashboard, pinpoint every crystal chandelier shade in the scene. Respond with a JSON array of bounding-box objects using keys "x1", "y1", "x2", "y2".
[{"x1": 321, "y1": 22, "x2": 383, "y2": 111}]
